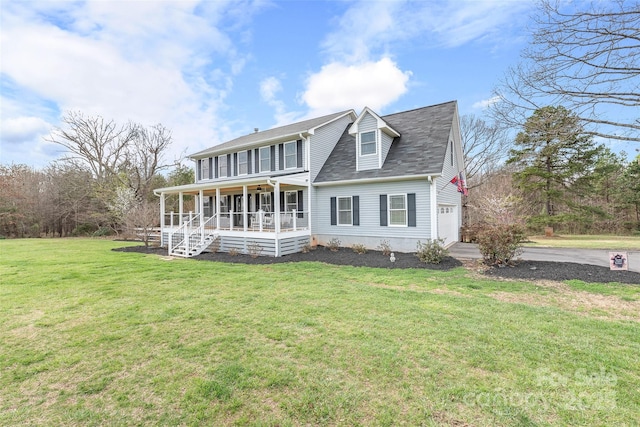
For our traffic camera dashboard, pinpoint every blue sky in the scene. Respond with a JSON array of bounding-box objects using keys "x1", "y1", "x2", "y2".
[{"x1": 0, "y1": 0, "x2": 560, "y2": 168}]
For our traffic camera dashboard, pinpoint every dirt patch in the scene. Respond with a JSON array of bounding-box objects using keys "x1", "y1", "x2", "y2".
[{"x1": 490, "y1": 281, "x2": 640, "y2": 322}]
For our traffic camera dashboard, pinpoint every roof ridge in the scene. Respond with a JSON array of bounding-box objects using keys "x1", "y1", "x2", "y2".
[{"x1": 381, "y1": 100, "x2": 457, "y2": 119}]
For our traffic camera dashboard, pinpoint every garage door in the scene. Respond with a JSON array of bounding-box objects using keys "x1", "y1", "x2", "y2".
[{"x1": 438, "y1": 205, "x2": 458, "y2": 247}]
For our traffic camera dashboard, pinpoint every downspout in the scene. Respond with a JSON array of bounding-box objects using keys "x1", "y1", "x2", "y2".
[{"x1": 428, "y1": 176, "x2": 438, "y2": 240}]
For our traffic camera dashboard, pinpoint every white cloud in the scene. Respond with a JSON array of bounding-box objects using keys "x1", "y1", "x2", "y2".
[
  {"x1": 260, "y1": 77, "x2": 282, "y2": 103},
  {"x1": 0, "y1": 0, "x2": 264, "y2": 166},
  {"x1": 303, "y1": 58, "x2": 411, "y2": 116},
  {"x1": 1, "y1": 116, "x2": 51, "y2": 144},
  {"x1": 322, "y1": 0, "x2": 532, "y2": 61},
  {"x1": 472, "y1": 96, "x2": 501, "y2": 109}
]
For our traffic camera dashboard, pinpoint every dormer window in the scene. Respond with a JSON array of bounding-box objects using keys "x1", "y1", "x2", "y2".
[{"x1": 360, "y1": 131, "x2": 377, "y2": 155}]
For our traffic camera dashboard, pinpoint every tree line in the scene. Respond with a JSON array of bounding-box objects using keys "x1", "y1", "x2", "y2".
[{"x1": 0, "y1": 112, "x2": 193, "y2": 240}]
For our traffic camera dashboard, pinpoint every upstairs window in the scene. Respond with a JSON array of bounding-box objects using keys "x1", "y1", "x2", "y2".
[
  {"x1": 259, "y1": 146, "x2": 271, "y2": 172},
  {"x1": 238, "y1": 151, "x2": 248, "y2": 175},
  {"x1": 284, "y1": 142, "x2": 297, "y2": 169},
  {"x1": 360, "y1": 131, "x2": 377, "y2": 155},
  {"x1": 218, "y1": 155, "x2": 227, "y2": 177},
  {"x1": 200, "y1": 158, "x2": 210, "y2": 180}
]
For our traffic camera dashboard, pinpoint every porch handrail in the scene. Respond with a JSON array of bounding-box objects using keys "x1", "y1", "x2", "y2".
[
  {"x1": 168, "y1": 212, "x2": 196, "y2": 255},
  {"x1": 168, "y1": 213, "x2": 219, "y2": 256}
]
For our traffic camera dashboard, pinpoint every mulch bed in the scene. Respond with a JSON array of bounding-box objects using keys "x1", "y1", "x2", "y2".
[{"x1": 113, "y1": 245, "x2": 640, "y2": 284}]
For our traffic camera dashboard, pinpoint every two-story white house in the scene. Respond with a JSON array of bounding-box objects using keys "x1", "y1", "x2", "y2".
[{"x1": 154, "y1": 100, "x2": 465, "y2": 257}]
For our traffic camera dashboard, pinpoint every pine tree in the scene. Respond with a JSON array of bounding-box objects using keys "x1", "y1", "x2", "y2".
[{"x1": 507, "y1": 106, "x2": 603, "y2": 228}]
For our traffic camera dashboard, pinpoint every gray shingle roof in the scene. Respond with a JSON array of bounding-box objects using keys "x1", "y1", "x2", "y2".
[
  {"x1": 314, "y1": 101, "x2": 457, "y2": 183},
  {"x1": 190, "y1": 110, "x2": 353, "y2": 158}
]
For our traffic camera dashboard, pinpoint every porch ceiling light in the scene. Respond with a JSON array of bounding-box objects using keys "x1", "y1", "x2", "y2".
[{"x1": 256, "y1": 185, "x2": 262, "y2": 191}]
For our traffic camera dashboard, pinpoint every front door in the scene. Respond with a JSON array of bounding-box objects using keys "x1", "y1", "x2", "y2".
[{"x1": 234, "y1": 195, "x2": 243, "y2": 228}]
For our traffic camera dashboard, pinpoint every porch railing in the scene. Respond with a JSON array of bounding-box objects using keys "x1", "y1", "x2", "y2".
[
  {"x1": 164, "y1": 210, "x2": 309, "y2": 235},
  {"x1": 168, "y1": 213, "x2": 217, "y2": 256}
]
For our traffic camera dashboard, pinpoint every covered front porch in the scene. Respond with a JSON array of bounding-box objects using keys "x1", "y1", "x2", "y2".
[{"x1": 154, "y1": 173, "x2": 311, "y2": 257}]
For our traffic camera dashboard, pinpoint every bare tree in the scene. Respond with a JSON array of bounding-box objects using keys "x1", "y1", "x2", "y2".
[
  {"x1": 46, "y1": 111, "x2": 137, "y2": 184},
  {"x1": 124, "y1": 201, "x2": 160, "y2": 247},
  {"x1": 122, "y1": 123, "x2": 172, "y2": 200},
  {"x1": 491, "y1": 0, "x2": 640, "y2": 143},
  {"x1": 47, "y1": 112, "x2": 172, "y2": 203},
  {"x1": 460, "y1": 115, "x2": 510, "y2": 189}
]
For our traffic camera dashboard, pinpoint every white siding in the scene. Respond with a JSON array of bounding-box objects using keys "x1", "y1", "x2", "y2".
[
  {"x1": 380, "y1": 132, "x2": 393, "y2": 166},
  {"x1": 436, "y1": 128, "x2": 463, "y2": 240},
  {"x1": 309, "y1": 115, "x2": 352, "y2": 182},
  {"x1": 312, "y1": 179, "x2": 432, "y2": 252}
]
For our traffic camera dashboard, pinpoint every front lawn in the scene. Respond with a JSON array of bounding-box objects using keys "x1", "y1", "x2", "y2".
[{"x1": 1, "y1": 238, "x2": 638, "y2": 426}]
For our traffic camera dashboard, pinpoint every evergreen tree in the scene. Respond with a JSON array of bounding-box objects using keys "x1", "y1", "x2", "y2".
[{"x1": 507, "y1": 106, "x2": 603, "y2": 228}]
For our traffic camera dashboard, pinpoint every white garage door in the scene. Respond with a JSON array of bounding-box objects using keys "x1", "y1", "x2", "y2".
[{"x1": 438, "y1": 205, "x2": 458, "y2": 247}]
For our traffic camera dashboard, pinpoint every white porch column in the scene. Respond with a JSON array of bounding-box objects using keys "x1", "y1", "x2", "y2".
[
  {"x1": 430, "y1": 177, "x2": 438, "y2": 240},
  {"x1": 242, "y1": 185, "x2": 248, "y2": 232},
  {"x1": 179, "y1": 192, "x2": 184, "y2": 226},
  {"x1": 216, "y1": 187, "x2": 221, "y2": 229},
  {"x1": 199, "y1": 189, "x2": 204, "y2": 217},
  {"x1": 160, "y1": 192, "x2": 166, "y2": 246},
  {"x1": 307, "y1": 185, "x2": 312, "y2": 231},
  {"x1": 274, "y1": 181, "x2": 281, "y2": 233}
]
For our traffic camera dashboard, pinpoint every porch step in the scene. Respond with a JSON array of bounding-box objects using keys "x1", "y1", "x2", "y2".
[{"x1": 170, "y1": 233, "x2": 218, "y2": 258}]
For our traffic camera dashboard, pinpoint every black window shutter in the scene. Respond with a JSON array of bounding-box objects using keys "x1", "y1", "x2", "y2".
[
  {"x1": 408, "y1": 193, "x2": 416, "y2": 227},
  {"x1": 214, "y1": 156, "x2": 219, "y2": 178},
  {"x1": 280, "y1": 191, "x2": 285, "y2": 212},
  {"x1": 296, "y1": 139, "x2": 303, "y2": 168},
  {"x1": 233, "y1": 152, "x2": 238, "y2": 176},
  {"x1": 379, "y1": 194, "x2": 388, "y2": 226},
  {"x1": 270, "y1": 145, "x2": 276, "y2": 171},
  {"x1": 353, "y1": 196, "x2": 360, "y2": 226},
  {"x1": 278, "y1": 144, "x2": 284, "y2": 170},
  {"x1": 270, "y1": 192, "x2": 274, "y2": 212},
  {"x1": 226, "y1": 154, "x2": 231, "y2": 176},
  {"x1": 330, "y1": 197, "x2": 337, "y2": 226},
  {"x1": 208, "y1": 157, "x2": 213, "y2": 179},
  {"x1": 254, "y1": 148, "x2": 260, "y2": 172},
  {"x1": 297, "y1": 190, "x2": 304, "y2": 217},
  {"x1": 196, "y1": 160, "x2": 201, "y2": 181},
  {"x1": 247, "y1": 150, "x2": 252, "y2": 174}
]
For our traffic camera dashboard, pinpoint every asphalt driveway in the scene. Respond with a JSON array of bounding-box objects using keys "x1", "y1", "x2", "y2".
[{"x1": 449, "y1": 242, "x2": 640, "y2": 273}]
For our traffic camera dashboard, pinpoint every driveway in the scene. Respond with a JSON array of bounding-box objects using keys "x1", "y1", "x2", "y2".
[{"x1": 449, "y1": 243, "x2": 640, "y2": 273}]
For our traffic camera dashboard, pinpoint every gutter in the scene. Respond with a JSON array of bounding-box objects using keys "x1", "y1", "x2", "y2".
[{"x1": 312, "y1": 173, "x2": 440, "y2": 187}]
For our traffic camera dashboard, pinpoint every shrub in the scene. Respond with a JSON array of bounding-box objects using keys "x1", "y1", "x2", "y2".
[
  {"x1": 72, "y1": 223, "x2": 98, "y2": 236},
  {"x1": 326, "y1": 238, "x2": 341, "y2": 252},
  {"x1": 93, "y1": 227, "x2": 114, "y2": 237},
  {"x1": 301, "y1": 243, "x2": 314, "y2": 253},
  {"x1": 228, "y1": 248, "x2": 240, "y2": 256},
  {"x1": 415, "y1": 239, "x2": 448, "y2": 264},
  {"x1": 376, "y1": 239, "x2": 392, "y2": 256},
  {"x1": 476, "y1": 224, "x2": 526, "y2": 265},
  {"x1": 247, "y1": 241, "x2": 263, "y2": 258},
  {"x1": 351, "y1": 243, "x2": 367, "y2": 254}
]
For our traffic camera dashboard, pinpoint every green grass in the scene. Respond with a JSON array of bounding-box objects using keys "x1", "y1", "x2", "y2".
[
  {"x1": 525, "y1": 234, "x2": 640, "y2": 250},
  {"x1": 1, "y1": 238, "x2": 639, "y2": 426}
]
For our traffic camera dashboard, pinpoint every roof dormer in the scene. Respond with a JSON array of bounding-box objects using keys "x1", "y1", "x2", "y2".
[{"x1": 349, "y1": 107, "x2": 400, "y2": 171}]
